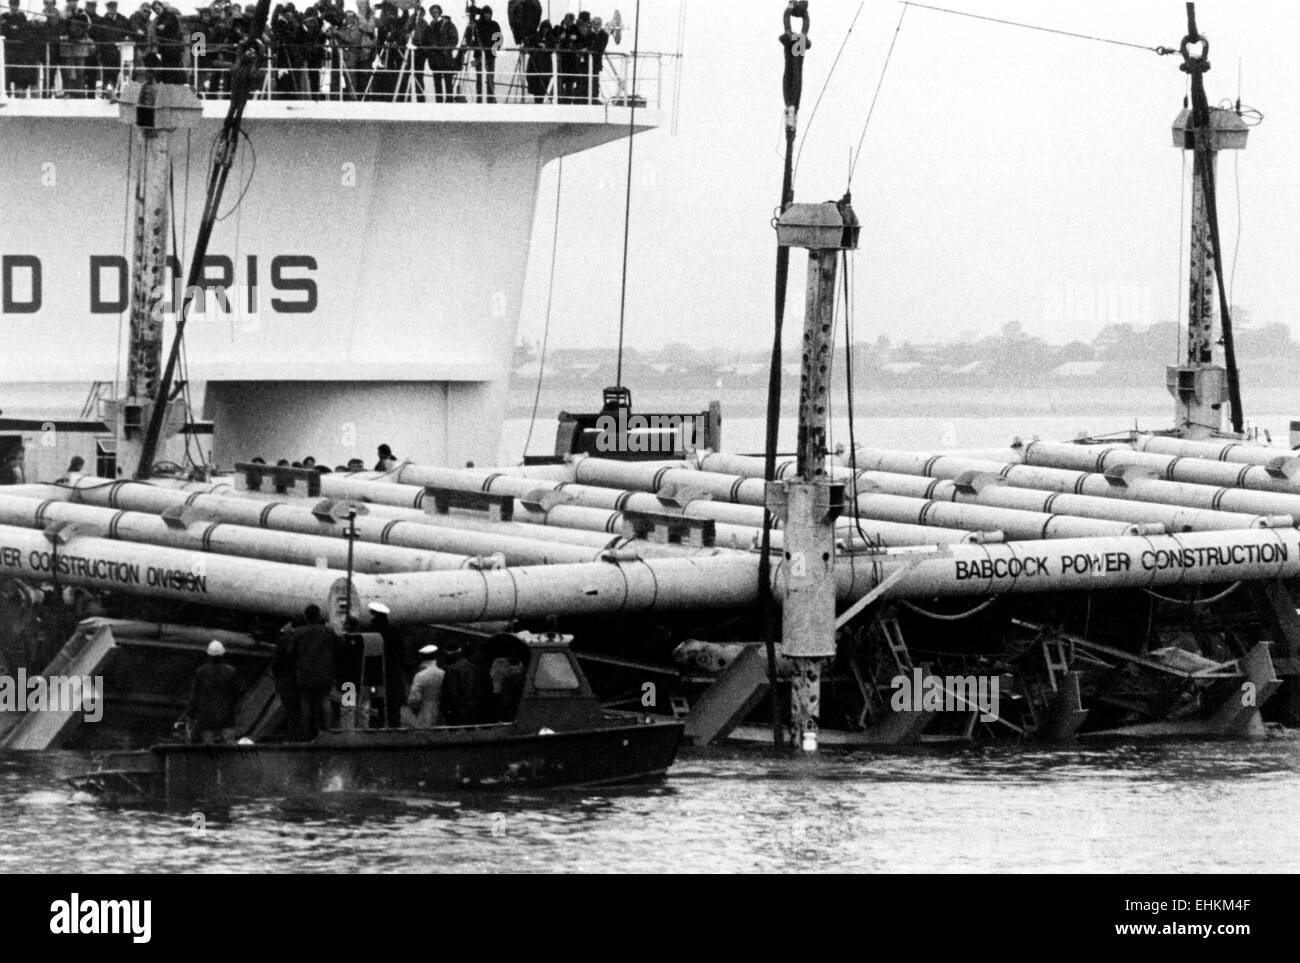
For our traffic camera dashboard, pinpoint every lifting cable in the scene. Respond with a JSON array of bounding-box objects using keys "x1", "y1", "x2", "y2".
[
  {"x1": 842, "y1": 249, "x2": 878, "y2": 555},
  {"x1": 847, "y1": 1, "x2": 908, "y2": 189},
  {"x1": 167, "y1": 165, "x2": 206, "y2": 472},
  {"x1": 792, "y1": 1, "x2": 865, "y2": 182},
  {"x1": 898, "y1": 1, "x2": 1178, "y2": 57},
  {"x1": 613, "y1": 0, "x2": 641, "y2": 388},
  {"x1": 523, "y1": 157, "x2": 564, "y2": 459}
]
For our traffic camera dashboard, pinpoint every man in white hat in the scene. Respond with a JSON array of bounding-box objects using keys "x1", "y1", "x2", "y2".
[
  {"x1": 400, "y1": 643, "x2": 444, "y2": 728},
  {"x1": 184, "y1": 640, "x2": 240, "y2": 744}
]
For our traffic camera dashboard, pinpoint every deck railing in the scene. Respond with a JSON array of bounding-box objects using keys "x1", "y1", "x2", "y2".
[{"x1": 0, "y1": 39, "x2": 664, "y2": 107}]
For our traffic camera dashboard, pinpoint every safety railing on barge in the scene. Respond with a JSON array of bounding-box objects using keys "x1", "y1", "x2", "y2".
[{"x1": 0, "y1": 39, "x2": 666, "y2": 107}]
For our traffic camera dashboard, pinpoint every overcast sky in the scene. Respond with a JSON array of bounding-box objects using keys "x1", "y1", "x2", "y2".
[{"x1": 516, "y1": 0, "x2": 1300, "y2": 354}]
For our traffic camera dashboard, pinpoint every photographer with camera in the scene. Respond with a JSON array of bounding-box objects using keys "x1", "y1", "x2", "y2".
[
  {"x1": 269, "y1": 1, "x2": 302, "y2": 96},
  {"x1": 406, "y1": 4, "x2": 432, "y2": 100},
  {"x1": 297, "y1": 3, "x2": 326, "y2": 98},
  {"x1": 369, "y1": 1, "x2": 408, "y2": 99},
  {"x1": 462, "y1": 2, "x2": 498, "y2": 103}
]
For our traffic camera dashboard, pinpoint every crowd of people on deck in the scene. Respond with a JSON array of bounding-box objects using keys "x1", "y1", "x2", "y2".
[{"x1": 0, "y1": 0, "x2": 624, "y2": 102}]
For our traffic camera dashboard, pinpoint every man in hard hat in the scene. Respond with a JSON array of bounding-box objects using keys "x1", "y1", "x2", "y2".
[
  {"x1": 401, "y1": 644, "x2": 444, "y2": 728},
  {"x1": 184, "y1": 640, "x2": 241, "y2": 744}
]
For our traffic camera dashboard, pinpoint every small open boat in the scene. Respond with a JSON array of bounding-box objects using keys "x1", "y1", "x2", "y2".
[{"x1": 69, "y1": 631, "x2": 684, "y2": 802}]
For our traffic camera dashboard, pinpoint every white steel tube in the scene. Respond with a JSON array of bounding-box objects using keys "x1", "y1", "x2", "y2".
[
  {"x1": 853, "y1": 447, "x2": 1300, "y2": 523},
  {"x1": 65, "y1": 478, "x2": 631, "y2": 566},
  {"x1": 322, "y1": 473, "x2": 979, "y2": 549},
  {"x1": 1, "y1": 524, "x2": 1297, "y2": 623},
  {"x1": 0, "y1": 494, "x2": 470, "y2": 574},
  {"x1": 1134, "y1": 433, "x2": 1300, "y2": 467}
]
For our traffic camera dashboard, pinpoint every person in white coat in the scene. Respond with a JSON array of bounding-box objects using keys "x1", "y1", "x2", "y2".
[{"x1": 401, "y1": 644, "x2": 444, "y2": 728}]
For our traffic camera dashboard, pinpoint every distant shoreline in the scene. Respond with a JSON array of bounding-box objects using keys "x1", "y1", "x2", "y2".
[{"x1": 507, "y1": 379, "x2": 1300, "y2": 421}]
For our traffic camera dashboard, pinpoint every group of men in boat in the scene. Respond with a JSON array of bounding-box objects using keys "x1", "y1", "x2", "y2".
[
  {"x1": 2, "y1": 0, "x2": 619, "y2": 104},
  {"x1": 185, "y1": 599, "x2": 526, "y2": 744}
]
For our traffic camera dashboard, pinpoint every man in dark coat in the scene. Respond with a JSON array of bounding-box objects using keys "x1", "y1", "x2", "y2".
[
  {"x1": 405, "y1": 5, "x2": 431, "y2": 100},
  {"x1": 296, "y1": 5, "x2": 325, "y2": 98},
  {"x1": 427, "y1": 5, "x2": 457, "y2": 102},
  {"x1": 522, "y1": 18, "x2": 550, "y2": 103},
  {"x1": 587, "y1": 16, "x2": 608, "y2": 102},
  {"x1": 82, "y1": 0, "x2": 102, "y2": 91},
  {"x1": 466, "y1": 3, "x2": 498, "y2": 103},
  {"x1": 369, "y1": 3, "x2": 406, "y2": 99},
  {"x1": 185, "y1": 640, "x2": 241, "y2": 744},
  {"x1": 97, "y1": 0, "x2": 129, "y2": 92},
  {"x1": 272, "y1": 617, "x2": 301, "y2": 738},
  {"x1": 555, "y1": 12, "x2": 578, "y2": 103},
  {"x1": 290, "y1": 602, "x2": 337, "y2": 738},
  {"x1": 1, "y1": 1, "x2": 39, "y2": 95},
  {"x1": 439, "y1": 639, "x2": 492, "y2": 725},
  {"x1": 151, "y1": 0, "x2": 182, "y2": 83}
]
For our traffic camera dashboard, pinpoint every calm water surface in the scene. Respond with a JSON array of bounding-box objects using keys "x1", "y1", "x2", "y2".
[{"x1": 3, "y1": 740, "x2": 1297, "y2": 873}]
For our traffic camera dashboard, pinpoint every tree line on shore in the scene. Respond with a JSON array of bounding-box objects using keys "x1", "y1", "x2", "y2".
[{"x1": 513, "y1": 318, "x2": 1300, "y2": 390}]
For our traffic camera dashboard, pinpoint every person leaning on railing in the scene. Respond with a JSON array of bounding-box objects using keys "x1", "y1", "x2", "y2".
[
  {"x1": 355, "y1": 0, "x2": 375, "y2": 72},
  {"x1": 1, "y1": 0, "x2": 42, "y2": 95},
  {"x1": 94, "y1": 0, "x2": 130, "y2": 93},
  {"x1": 332, "y1": 7, "x2": 361, "y2": 98},
  {"x1": 297, "y1": 4, "x2": 326, "y2": 98},
  {"x1": 57, "y1": 0, "x2": 93, "y2": 97},
  {"x1": 148, "y1": 0, "x2": 182, "y2": 84},
  {"x1": 406, "y1": 4, "x2": 431, "y2": 99},
  {"x1": 587, "y1": 14, "x2": 608, "y2": 100},
  {"x1": 35, "y1": 0, "x2": 61, "y2": 88},
  {"x1": 521, "y1": 17, "x2": 554, "y2": 103},
  {"x1": 203, "y1": 3, "x2": 242, "y2": 96}
]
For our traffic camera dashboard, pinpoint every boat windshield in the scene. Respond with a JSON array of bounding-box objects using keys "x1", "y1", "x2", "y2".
[{"x1": 532, "y1": 652, "x2": 581, "y2": 691}]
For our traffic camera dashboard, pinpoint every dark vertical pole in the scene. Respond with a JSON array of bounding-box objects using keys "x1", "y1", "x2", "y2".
[
  {"x1": 136, "y1": 0, "x2": 272, "y2": 476},
  {"x1": 1182, "y1": 1, "x2": 1244, "y2": 435},
  {"x1": 758, "y1": 2, "x2": 810, "y2": 749},
  {"x1": 344, "y1": 509, "x2": 357, "y2": 624}
]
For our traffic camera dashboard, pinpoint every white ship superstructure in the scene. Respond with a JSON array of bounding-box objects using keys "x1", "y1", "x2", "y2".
[{"x1": 0, "y1": 40, "x2": 669, "y2": 467}]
